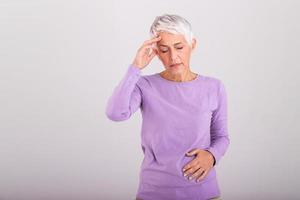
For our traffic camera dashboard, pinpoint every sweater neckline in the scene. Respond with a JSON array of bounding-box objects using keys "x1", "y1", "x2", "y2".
[{"x1": 155, "y1": 72, "x2": 201, "y2": 85}]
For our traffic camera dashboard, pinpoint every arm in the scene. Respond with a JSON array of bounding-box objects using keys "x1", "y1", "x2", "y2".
[
  {"x1": 205, "y1": 80, "x2": 230, "y2": 166},
  {"x1": 105, "y1": 64, "x2": 142, "y2": 121}
]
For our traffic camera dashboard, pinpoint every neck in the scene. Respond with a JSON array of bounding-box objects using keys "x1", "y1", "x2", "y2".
[{"x1": 160, "y1": 69, "x2": 197, "y2": 82}]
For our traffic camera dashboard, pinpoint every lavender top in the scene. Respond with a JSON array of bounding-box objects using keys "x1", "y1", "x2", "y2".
[{"x1": 105, "y1": 64, "x2": 230, "y2": 200}]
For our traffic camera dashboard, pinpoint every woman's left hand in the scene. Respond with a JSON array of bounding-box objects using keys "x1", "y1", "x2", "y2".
[{"x1": 182, "y1": 148, "x2": 215, "y2": 182}]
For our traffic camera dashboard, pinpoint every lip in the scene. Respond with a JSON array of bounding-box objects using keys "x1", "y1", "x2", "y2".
[{"x1": 170, "y1": 63, "x2": 182, "y2": 67}]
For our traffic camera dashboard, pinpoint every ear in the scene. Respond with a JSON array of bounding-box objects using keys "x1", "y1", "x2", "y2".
[{"x1": 191, "y1": 38, "x2": 196, "y2": 51}]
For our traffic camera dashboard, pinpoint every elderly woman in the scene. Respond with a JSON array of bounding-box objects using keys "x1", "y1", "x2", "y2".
[{"x1": 105, "y1": 14, "x2": 229, "y2": 200}]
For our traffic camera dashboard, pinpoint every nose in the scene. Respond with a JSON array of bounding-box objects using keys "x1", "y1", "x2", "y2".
[{"x1": 169, "y1": 48, "x2": 178, "y2": 62}]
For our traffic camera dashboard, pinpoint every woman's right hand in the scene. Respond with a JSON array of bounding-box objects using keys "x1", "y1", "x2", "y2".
[{"x1": 131, "y1": 35, "x2": 161, "y2": 70}]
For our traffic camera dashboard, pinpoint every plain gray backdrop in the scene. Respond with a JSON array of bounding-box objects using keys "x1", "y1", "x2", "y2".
[{"x1": 1, "y1": 0, "x2": 299, "y2": 199}]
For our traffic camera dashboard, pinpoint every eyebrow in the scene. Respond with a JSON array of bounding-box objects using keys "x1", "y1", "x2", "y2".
[{"x1": 158, "y1": 42, "x2": 183, "y2": 47}]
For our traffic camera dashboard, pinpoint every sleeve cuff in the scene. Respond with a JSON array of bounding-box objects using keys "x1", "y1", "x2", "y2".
[{"x1": 128, "y1": 64, "x2": 142, "y2": 75}]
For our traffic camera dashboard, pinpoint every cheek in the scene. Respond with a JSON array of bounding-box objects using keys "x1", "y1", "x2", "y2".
[
  {"x1": 180, "y1": 51, "x2": 191, "y2": 61},
  {"x1": 159, "y1": 54, "x2": 169, "y2": 62}
]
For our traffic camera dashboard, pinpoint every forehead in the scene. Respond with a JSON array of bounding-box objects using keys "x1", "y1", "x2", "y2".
[{"x1": 157, "y1": 32, "x2": 187, "y2": 47}]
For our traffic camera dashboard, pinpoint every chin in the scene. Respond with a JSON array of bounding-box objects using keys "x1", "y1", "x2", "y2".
[
  {"x1": 163, "y1": 63, "x2": 186, "y2": 73},
  {"x1": 169, "y1": 65, "x2": 184, "y2": 72}
]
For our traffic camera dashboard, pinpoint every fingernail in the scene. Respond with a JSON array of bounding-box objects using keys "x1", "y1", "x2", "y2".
[
  {"x1": 183, "y1": 173, "x2": 187, "y2": 177},
  {"x1": 188, "y1": 176, "x2": 192, "y2": 180}
]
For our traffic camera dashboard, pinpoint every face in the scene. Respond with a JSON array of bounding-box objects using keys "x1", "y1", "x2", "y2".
[{"x1": 154, "y1": 32, "x2": 196, "y2": 75}]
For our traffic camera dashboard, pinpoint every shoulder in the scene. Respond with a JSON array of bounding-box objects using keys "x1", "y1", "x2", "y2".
[
  {"x1": 136, "y1": 73, "x2": 157, "y2": 88},
  {"x1": 200, "y1": 74, "x2": 225, "y2": 90}
]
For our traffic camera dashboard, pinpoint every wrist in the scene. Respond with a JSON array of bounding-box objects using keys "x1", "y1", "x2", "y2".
[
  {"x1": 131, "y1": 63, "x2": 142, "y2": 70},
  {"x1": 205, "y1": 150, "x2": 215, "y2": 166}
]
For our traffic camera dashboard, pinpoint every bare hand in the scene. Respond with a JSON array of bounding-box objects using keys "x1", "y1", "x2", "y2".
[
  {"x1": 182, "y1": 148, "x2": 215, "y2": 182},
  {"x1": 131, "y1": 35, "x2": 161, "y2": 70}
]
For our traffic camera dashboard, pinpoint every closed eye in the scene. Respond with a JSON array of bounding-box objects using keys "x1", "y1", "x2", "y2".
[{"x1": 161, "y1": 47, "x2": 183, "y2": 53}]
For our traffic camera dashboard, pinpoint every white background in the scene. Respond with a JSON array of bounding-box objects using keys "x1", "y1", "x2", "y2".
[{"x1": 1, "y1": 0, "x2": 299, "y2": 199}]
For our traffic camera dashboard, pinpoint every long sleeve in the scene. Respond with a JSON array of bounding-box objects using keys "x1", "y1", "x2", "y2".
[
  {"x1": 105, "y1": 64, "x2": 142, "y2": 121},
  {"x1": 205, "y1": 80, "x2": 230, "y2": 166}
]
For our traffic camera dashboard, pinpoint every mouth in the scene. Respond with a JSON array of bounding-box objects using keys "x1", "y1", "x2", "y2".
[{"x1": 170, "y1": 63, "x2": 182, "y2": 67}]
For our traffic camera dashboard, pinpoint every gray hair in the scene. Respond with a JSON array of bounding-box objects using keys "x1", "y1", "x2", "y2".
[{"x1": 149, "y1": 14, "x2": 194, "y2": 48}]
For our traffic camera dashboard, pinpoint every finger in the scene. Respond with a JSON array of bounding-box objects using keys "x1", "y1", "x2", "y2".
[
  {"x1": 189, "y1": 167, "x2": 205, "y2": 181},
  {"x1": 139, "y1": 43, "x2": 154, "y2": 52},
  {"x1": 143, "y1": 36, "x2": 161, "y2": 45},
  {"x1": 186, "y1": 148, "x2": 200, "y2": 156},
  {"x1": 182, "y1": 165, "x2": 191, "y2": 174},
  {"x1": 182, "y1": 159, "x2": 200, "y2": 173},
  {"x1": 183, "y1": 164, "x2": 198, "y2": 178},
  {"x1": 148, "y1": 48, "x2": 156, "y2": 59},
  {"x1": 149, "y1": 35, "x2": 161, "y2": 42},
  {"x1": 143, "y1": 45, "x2": 154, "y2": 56},
  {"x1": 196, "y1": 169, "x2": 208, "y2": 182}
]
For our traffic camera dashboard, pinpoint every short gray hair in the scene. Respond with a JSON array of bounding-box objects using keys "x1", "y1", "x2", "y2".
[{"x1": 149, "y1": 14, "x2": 194, "y2": 48}]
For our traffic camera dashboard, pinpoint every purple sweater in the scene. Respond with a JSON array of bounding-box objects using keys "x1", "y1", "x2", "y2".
[{"x1": 105, "y1": 64, "x2": 230, "y2": 200}]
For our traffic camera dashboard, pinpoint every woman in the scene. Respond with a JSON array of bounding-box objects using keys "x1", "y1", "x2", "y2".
[{"x1": 105, "y1": 14, "x2": 229, "y2": 200}]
